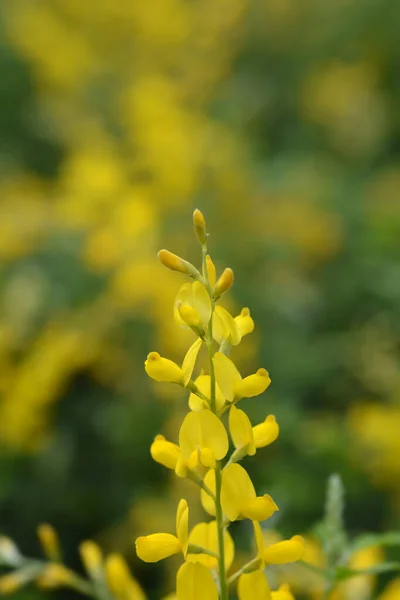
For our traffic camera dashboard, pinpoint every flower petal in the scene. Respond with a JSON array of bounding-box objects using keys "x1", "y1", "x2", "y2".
[
  {"x1": 213, "y1": 306, "x2": 240, "y2": 346},
  {"x1": 238, "y1": 570, "x2": 271, "y2": 600},
  {"x1": 271, "y1": 584, "x2": 295, "y2": 600},
  {"x1": 176, "y1": 500, "x2": 189, "y2": 555},
  {"x1": 264, "y1": 535, "x2": 305, "y2": 565},
  {"x1": 200, "y1": 470, "x2": 216, "y2": 516},
  {"x1": 187, "y1": 521, "x2": 234, "y2": 570},
  {"x1": 150, "y1": 435, "x2": 181, "y2": 469},
  {"x1": 221, "y1": 464, "x2": 256, "y2": 521},
  {"x1": 135, "y1": 534, "x2": 181, "y2": 563},
  {"x1": 243, "y1": 495, "x2": 279, "y2": 522},
  {"x1": 179, "y1": 410, "x2": 228, "y2": 461},
  {"x1": 229, "y1": 405, "x2": 256, "y2": 456},
  {"x1": 176, "y1": 561, "x2": 218, "y2": 600},
  {"x1": 145, "y1": 353, "x2": 183, "y2": 384},
  {"x1": 192, "y1": 282, "x2": 212, "y2": 325},
  {"x1": 234, "y1": 308, "x2": 254, "y2": 340},
  {"x1": 213, "y1": 352, "x2": 242, "y2": 403},
  {"x1": 253, "y1": 415, "x2": 279, "y2": 448},
  {"x1": 235, "y1": 368, "x2": 271, "y2": 400},
  {"x1": 181, "y1": 338, "x2": 202, "y2": 386}
]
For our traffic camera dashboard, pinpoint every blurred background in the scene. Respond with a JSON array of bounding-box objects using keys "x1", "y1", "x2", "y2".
[{"x1": 0, "y1": 0, "x2": 399, "y2": 599}]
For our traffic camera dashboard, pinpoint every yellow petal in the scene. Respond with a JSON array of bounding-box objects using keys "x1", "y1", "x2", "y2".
[
  {"x1": 174, "y1": 283, "x2": 193, "y2": 326},
  {"x1": 221, "y1": 464, "x2": 256, "y2": 521},
  {"x1": 264, "y1": 535, "x2": 305, "y2": 565},
  {"x1": 145, "y1": 352, "x2": 183, "y2": 384},
  {"x1": 271, "y1": 584, "x2": 295, "y2": 600},
  {"x1": 243, "y1": 495, "x2": 279, "y2": 522},
  {"x1": 179, "y1": 410, "x2": 229, "y2": 461},
  {"x1": 235, "y1": 368, "x2": 271, "y2": 400},
  {"x1": 213, "y1": 352, "x2": 242, "y2": 403},
  {"x1": 234, "y1": 308, "x2": 254, "y2": 340},
  {"x1": 252, "y1": 521, "x2": 265, "y2": 561},
  {"x1": 199, "y1": 448, "x2": 216, "y2": 468},
  {"x1": 192, "y1": 282, "x2": 212, "y2": 325},
  {"x1": 229, "y1": 405, "x2": 256, "y2": 456},
  {"x1": 205, "y1": 255, "x2": 216, "y2": 287},
  {"x1": 105, "y1": 554, "x2": 146, "y2": 600},
  {"x1": 176, "y1": 500, "x2": 189, "y2": 555},
  {"x1": 189, "y1": 374, "x2": 225, "y2": 412},
  {"x1": 213, "y1": 268, "x2": 234, "y2": 298},
  {"x1": 150, "y1": 435, "x2": 181, "y2": 469},
  {"x1": 253, "y1": 415, "x2": 279, "y2": 448},
  {"x1": 200, "y1": 470, "x2": 216, "y2": 516},
  {"x1": 176, "y1": 561, "x2": 218, "y2": 600},
  {"x1": 135, "y1": 534, "x2": 181, "y2": 563},
  {"x1": 238, "y1": 570, "x2": 271, "y2": 600},
  {"x1": 187, "y1": 521, "x2": 234, "y2": 570},
  {"x1": 179, "y1": 305, "x2": 202, "y2": 329},
  {"x1": 213, "y1": 306, "x2": 240, "y2": 346},
  {"x1": 181, "y1": 339, "x2": 202, "y2": 386}
]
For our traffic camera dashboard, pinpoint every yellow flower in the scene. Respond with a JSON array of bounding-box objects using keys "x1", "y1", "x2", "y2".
[
  {"x1": 213, "y1": 306, "x2": 254, "y2": 347},
  {"x1": 150, "y1": 435, "x2": 182, "y2": 470},
  {"x1": 238, "y1": 570, "x2": 271, "y2": 600},
  {"x1": 174, "y1": 282, "x2": 212, "y2": 329},
  {"x1": 253, "y1": 521, "x2": 305, "y2": 566},
  {"x1": 135, "y1": 499, "x2": 188, "y2": 563},
  {"x1": 188, "y1": 374, "x2": 225, "y2": 412},
  {"x1": 214, "y1": 352, "x2": 271, "y2": 403},
  {"x1": 229, "y1": 405, "x2": 256, "y2": 457},
  {"x1": 213, "y1": 268, "x2": 234, "y2": 299},
  {"x1": 204, "y1": 255, "x2": 216, "y2": 287},
  {"x1": 187, "y1": 521, "x2": 234, "y2": 570},
  {"x1": 220, "y1": 463, "x2": 279, "y2": 522},
  {"x1": 253, "y1": 415, "x2": 279, "y2": 448},
  {"x1": 176, "y1": 561, "x2": 218, "y2": 600},
  {"x1": 145, "y1": 338, "x2": 202, "y2": 386},
  {"x1": 178, "y1": 410, "x2": 229, "y2": 470},
  {"x1": 271, "y1": 584, "x2": 295, "y2": 600},
  {"x1": 104, "y1": 554, "x2": 146, "y2": 600}
]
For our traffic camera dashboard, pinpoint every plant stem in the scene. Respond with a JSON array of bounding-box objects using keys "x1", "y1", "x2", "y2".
[{"x1": 203, "y1": 241, "x2": 229, "y2": 600}]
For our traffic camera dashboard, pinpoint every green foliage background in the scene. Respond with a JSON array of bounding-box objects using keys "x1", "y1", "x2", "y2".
[{"x1": 0, "y1": 1, "x2": 399, "y2": 598}]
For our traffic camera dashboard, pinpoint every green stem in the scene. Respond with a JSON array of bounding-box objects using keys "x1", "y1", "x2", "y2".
[
  {"x1": 203, "y1": 242, "x2": 228, "y2": 600},
  {"x1": 227, "y1": 557, "x2": 261, "y2": 587}
]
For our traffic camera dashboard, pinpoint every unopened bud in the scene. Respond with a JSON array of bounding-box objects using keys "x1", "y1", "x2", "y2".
[
  {"x1": 158, "y1": 249, "x2": 201, "y2": 279},
  {"x1": 79, "y1": 541, "x2": 103, "y2": 579},
  {"x1": 193, "y1": 209, "x2": 207, "y2": 245},
  {"x1": 204, "y1": 255, "x2": 216, "y2": 287},
  {"x1": 37, "y1": 524, "x2": 61, "y2": 562},
  {"x1": 213, "y1": 268, "x2": 234, "y2": 298}
]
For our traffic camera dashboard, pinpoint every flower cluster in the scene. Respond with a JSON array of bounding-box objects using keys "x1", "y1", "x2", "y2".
[{"x1": 136, "y1": 210, "x2": 305, "y2": 599}]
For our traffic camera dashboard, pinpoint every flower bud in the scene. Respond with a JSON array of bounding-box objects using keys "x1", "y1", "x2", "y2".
[
  {"x1": 204, "y1": 255, "x2": 216, "y2": 286},
  {"x1": 193, "y1": 209, "x2": 207, "y2": 245},
  {"x1": 213, "y1": 268, "x2": 234, "y2": 298},
  {"x1": 158, "y1": 249, "x2": 200, "y2": 279},
  {"x1": 37, "y1": 524, "x2": 61, "y2": 562},
  {"x1": 79, "y1": 541, "x2": 103, "y2": 579},
  {"x1": 0, "y1": 536, "x2": 22, "y2": 567}
]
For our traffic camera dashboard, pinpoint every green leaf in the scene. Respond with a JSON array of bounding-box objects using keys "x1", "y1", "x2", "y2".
[
  {"x1": 350, "y1": 532, "x2": 400, "y2": 552},
  {"x1": 335, "y1": 561, "x2": 400, "y2": 581}
]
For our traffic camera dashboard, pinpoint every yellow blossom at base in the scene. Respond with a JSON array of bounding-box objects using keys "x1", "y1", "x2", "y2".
[
  {"x1": 213, "y1": 352, "x2": 271, "y2": 403},
  {"x1": 176, "y1": 561, "x2": 218, "y2": 600},
  {"x1": 238, "y1": 570, "x2": 271, "y2": 600},
  {"x1": 145, "y1": 338, "x2": 202, "y2": 386}
]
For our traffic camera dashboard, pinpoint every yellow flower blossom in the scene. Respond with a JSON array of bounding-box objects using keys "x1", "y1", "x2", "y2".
[
  {"x1": 187, "y1": 521, "x2": 234, "y2": 570},
  {"x1": 229, "y1": 404, "x2": 256, "y2": 457},
  {"x1": 213, "y1": 306, "x2": 254, "y2": 347},
  {"x1": 238, "y1": 570, "x2": 271, "y2": 600},
  {"x1": 188, "y1": 374, "x2": 225, "y2": 412},
  {"x1": 214, "y1": 352, "x2": 271, "y2": 403},
  {"x1": 176, "y1": 561, "x2": 218, "y2": 600},
  {"x1": 150, "y1": 435, "x2": 181, "y2": 470},
  {"x1": 105, "y1": 553, "x2": 146, "y2": 600},
  {"x1": 145, "y1": 338, "x2": 202, "y2": 386},
  {"x1": 253, "y1": 521, "x2": 305, "y2": 566},
  {"x1": 135, "y1": 499, "x2": 188, "y2": 563},
  {"x1": 174, "y1": 282, "x2": 212, "y2": 329},
  {"x1": 178, "y1": 409, "x2": 229, "y2": 470},
  {"x1": 253, "y1": 415, "x2": 279, "y2": 448},
  {"x1": 221, "y1": 463, "x2": 279, "y2": 522}
]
